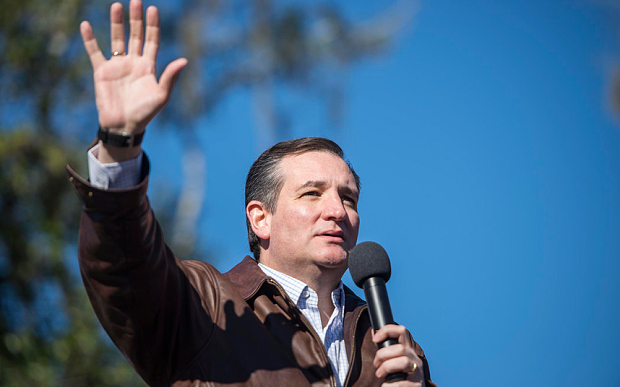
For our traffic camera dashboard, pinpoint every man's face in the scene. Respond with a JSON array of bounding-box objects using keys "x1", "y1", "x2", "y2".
[{"x1": 264, "y1": 151, "x2": 360, "y2": 273}]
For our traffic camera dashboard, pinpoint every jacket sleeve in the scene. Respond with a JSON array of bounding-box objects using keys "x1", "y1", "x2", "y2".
[{"x1": 67, "y1": 156, "x2": 217, "y2": 387}]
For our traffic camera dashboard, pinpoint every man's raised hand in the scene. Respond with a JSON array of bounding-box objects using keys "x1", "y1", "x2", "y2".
[{"x1": 80, "y1": 0, "x2": 187, "y2": 162}]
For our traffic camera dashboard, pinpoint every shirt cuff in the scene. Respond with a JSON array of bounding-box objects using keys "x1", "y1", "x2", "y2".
[{"x1": 88, "y1": 144, "x2": 143, "y2": 190}]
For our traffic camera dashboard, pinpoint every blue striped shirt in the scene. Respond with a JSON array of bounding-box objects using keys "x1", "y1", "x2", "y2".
[{"x1": 259, "y1": 263, "x2": 348, "y2": 387}]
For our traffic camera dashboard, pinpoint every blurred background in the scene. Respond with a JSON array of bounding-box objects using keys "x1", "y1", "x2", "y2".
[{"x1": 1, "y1": 0, "x2": 619, "y2": 386}]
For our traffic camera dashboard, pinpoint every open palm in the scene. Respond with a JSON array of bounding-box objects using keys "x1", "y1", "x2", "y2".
[{"x1": 81, "y1": 0, "x2": 187, "y2": 135}]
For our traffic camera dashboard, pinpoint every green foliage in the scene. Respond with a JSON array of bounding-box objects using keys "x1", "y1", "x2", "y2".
[
  {"x1": 0, "y1": 0, "x2": 404, "y2": 385},
  {"x1": 0, "y1": 0, "x2": 146, "y2": 384},
  {"x1": 0, "y1": 130, "x2": 146, "y2": 386}
]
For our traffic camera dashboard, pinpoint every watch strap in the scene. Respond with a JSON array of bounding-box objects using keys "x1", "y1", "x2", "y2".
[{"x1": 97, "y1": 125, "x2": 144, "y2": 147}]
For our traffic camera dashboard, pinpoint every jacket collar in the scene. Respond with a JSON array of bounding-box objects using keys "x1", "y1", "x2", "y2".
[
  {"x1": 224, "y1": 256, "x2": 370, "y2": 365},
  {"x1": 223, "y1": 256, "x2": 269, "y2": 300},
  {"x1": 224, "y1": 256, "x2": 367, "y2": 314}
]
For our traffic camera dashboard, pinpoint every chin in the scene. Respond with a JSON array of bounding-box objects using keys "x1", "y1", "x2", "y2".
[{"x1": 315, "y1": 250, "x2": 349, "y2": 268}]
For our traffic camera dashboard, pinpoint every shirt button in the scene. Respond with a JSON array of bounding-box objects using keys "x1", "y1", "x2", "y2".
[{"x1": 301, "y1": 289, "x2": 310, "y2": 298}]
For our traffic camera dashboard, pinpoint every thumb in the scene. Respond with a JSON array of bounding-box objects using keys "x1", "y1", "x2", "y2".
[{"x1": 159, "y1": 58, "x2": 188, "y2": 99}]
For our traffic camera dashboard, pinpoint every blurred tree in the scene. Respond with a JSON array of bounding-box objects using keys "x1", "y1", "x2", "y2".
[
  {"x1": 0, "y1": 0, "x2": 415, "y2": 385},
  {"x1": 0, "y1": 131, "x2": 146, "y2": 386},
  {"x1": 1, "y1": 0, "x2": 147, "y2": 385}
]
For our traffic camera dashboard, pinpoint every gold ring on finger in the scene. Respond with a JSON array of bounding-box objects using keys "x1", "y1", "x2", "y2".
[
  {"x1": 407, "y1": 362, "x2": 418, "y2": 375},
  {"x1": 112, "y1": 51, "x2": 126, "y2": 56}
]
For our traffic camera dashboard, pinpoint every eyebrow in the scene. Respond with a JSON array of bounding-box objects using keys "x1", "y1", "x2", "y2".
[
  {"x1": 298, "y1": 180, "x2": 359, "y2": 199},
  {"x1": 299, "y1": 180, "x2": 327, "y2": 190}
]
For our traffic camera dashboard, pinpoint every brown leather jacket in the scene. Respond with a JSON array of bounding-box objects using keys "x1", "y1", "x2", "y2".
[{"x1": 67, "y1": 159, "x2": 436, "y2": 387}]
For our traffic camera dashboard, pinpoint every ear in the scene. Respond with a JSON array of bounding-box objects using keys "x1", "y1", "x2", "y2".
[{"x1": 246, "y1": 200, "x2": 271, "y2": 240}]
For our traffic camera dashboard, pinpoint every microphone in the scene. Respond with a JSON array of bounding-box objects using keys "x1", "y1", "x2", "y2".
[{"x1": 349, "y1": 241, "x2": 407, "y2": 383}]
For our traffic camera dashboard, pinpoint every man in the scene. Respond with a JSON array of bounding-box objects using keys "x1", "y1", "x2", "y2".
[{"x1": 69, "y1": 1, "x2": 436, "y2": 386}]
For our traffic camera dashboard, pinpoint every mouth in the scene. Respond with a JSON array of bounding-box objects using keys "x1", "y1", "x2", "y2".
[{"x1": 318, "y1": 230, "x2": 345, "y2": 242}]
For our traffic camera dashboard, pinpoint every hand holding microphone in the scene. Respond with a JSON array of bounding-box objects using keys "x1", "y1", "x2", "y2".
[{"x1": 349, "y1": 242, "x2": 424, "y2": 385}]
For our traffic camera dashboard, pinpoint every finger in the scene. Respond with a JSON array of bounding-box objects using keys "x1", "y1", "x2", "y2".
[
  {"x1": 159, "y1": 58, "x2": 188, "y2": 99},
  {"x1": 110, "y1": 2, "x2": 125, "y2": 55},
  {"x1": 381, "y1": 382, "x2": 422, "y2": 387},
  {"x1": 80, "y1": 21, "x2": 106, "y2": 70},
  {"x1": 373, "y1": 324, "x2": 410, "y2": 346},
  {"x1": 143, "y1": 5, "x2": 160, "y2": 61},
  {"x1": 374, "y1": 344, "x2": 415, "y2": 367},
  {"x1": 128, "y1": 0, "x2": 144, "y2": 55},
  {"x1": 375, "y1": 356, "x2": 416, "y2": 379}
]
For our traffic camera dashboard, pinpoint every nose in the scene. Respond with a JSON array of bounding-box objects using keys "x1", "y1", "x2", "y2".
[{"x1": 322, "y1": 193, "x2": 347, "y2": 222}]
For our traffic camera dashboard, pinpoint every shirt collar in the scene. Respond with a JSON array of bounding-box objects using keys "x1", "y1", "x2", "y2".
[{"x1": 258, "y1": 263, "x2": 345, "y2": 310}]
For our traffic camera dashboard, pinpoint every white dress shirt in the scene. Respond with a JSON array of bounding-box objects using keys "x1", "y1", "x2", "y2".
[{"x1": 88, "y1": 144, "x2": 143, "y2": 189}]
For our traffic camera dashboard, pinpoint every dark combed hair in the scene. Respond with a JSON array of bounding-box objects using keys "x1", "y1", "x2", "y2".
[{"x1": 245, "y1": 137, "x2": 361, "y2": 260}]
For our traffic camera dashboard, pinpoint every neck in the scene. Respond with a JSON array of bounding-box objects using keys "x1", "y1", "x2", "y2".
[{"x1": 260, "y1": 258, "x2": 344, "y2": 327}]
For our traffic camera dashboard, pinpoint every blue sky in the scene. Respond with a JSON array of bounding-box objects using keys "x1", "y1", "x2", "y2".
[{"x1": 139, "y1": 1, "x2": 620, "y2": 385}]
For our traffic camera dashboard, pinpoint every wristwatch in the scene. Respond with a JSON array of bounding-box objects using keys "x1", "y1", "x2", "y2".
[{"x1": 97, "y1": 125, "x2": 145, "y2": 147}]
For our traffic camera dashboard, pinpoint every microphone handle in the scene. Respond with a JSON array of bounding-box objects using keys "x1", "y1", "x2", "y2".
[{"x1": 362, "y1": 277, "x2": 407, "y2": 383}]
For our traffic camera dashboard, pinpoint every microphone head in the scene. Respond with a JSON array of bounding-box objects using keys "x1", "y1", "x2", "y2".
[{"x1": 348, "y1": 241, "x2": 392, "y2": 288}]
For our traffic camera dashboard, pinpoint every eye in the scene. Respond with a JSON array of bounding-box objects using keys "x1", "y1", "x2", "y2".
[
  {"x1": 342, "y1": 196, "x2": 357, "y2": 207},
  {"x1": 301, "y1": 191, "x2": 320, "y2": 197}
]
